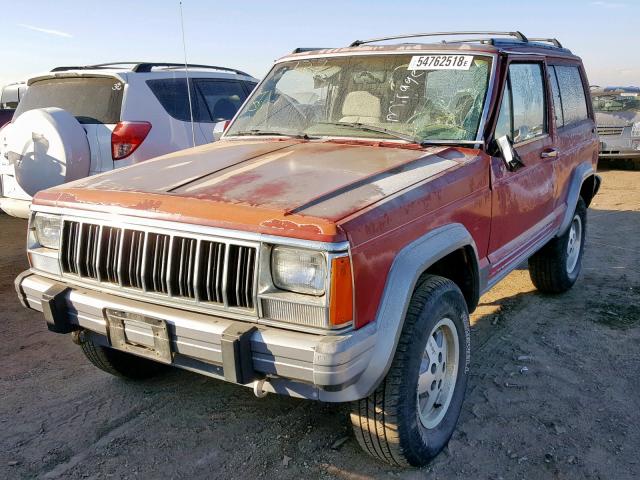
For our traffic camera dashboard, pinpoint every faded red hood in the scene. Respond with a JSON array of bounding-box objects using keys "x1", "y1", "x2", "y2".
[{"x1": 35, "y1": 139, "x2": 476, "y2": 242}]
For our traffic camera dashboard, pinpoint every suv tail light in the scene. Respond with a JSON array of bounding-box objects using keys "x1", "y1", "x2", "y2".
[{"x1": 111, "y1": 121, "x2": 152, "y2": 160}]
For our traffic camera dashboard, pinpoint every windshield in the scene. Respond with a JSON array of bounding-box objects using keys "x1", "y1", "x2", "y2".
[
  {"x1": 226, "y1": 54, "x2": 492, "y2": 143},
  {"x1": 592, "y1": 92, "x2": 640, "y2": 113},
  {"x1": 15, "y1": 77, "x2": 123, "y2": 124}
]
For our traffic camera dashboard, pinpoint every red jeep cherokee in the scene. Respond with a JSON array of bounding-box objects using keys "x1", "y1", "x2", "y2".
[{"x1": 16, "y1": 32, "x2": 600, "y2": 467}]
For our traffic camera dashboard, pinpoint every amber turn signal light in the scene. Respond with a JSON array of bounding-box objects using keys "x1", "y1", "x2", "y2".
[{"x1": 329, "y1": 256, "x2": 353, "y2": 327}]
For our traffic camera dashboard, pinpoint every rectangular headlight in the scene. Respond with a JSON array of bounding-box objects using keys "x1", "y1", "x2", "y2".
[
  {"x1": 33, "y1": 213, "x2": 61, "y2": 249},
  {"x1": 271, "y1": 246, "x2": 326, "y2": 295}
]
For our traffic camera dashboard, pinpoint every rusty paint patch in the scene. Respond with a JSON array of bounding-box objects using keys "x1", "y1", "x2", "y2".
[
  {"x1": 260, "y1": 218, "x2": 323, "y2": 235},
  {"x1": 33, "y1": 188, "x2": 343, "y2": 242}
]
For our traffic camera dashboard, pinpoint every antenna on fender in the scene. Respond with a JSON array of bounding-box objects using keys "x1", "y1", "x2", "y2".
[{"x1": 179, "y1": 1, "x2": 196, "y2": 148}]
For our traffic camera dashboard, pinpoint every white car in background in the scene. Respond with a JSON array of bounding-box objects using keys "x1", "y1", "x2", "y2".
[
  {"x1": 0, "y1": 82, "x2": 27, "y2": 128},
  {"x1": 0, "y1": 62, "x2": 258, "y2": 217}
]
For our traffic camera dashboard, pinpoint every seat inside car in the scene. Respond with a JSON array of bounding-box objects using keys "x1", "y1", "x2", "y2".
[{"x1": 339, "y1": 91, "x2": 381, "y2": 123}]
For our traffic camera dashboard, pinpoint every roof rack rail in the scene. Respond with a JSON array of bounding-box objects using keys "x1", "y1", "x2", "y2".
[
  {"x1": 50, "y1": 66, "x2": 90, "y2": 72},
  {"x1": 291, "y1": 47, "x2": 330, "y2": 54},
  {"x1": 51, "y1": 62, "x2": 145, "y2": 72},
  {"x1": 350, "y1": 31, "x2": 528, "y2": 47},
  {"x1": 528, "y1": 37, "x2": 563, "y2": 48},
  {"x1": 130, "y1": 63, "x2": 251, "y2": 76},
  {"x1": 51, "y1": 62, "x2": 251, "y2": 77}
]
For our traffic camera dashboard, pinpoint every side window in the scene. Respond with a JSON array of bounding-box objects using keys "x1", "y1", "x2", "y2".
[
  {"x1": 244, "y1": 81, "x2": 258, "y2": 94},
  {"x1": 548, "y1": 66, "x2": 564, "y2": 128},
  {"x1": 509, "y1": 63, "x2": 546, "y2": 143},
  {"x1": 146, "y1": 78, "x2": 205, "y2": 122},
  {"x1": 555, "y1": 65, "x2": 589, "y2": 126},
  {"x1": 495, "y1": 80, "x2": 512, "y2": 140},
  {"x1": 195, "y1": 80, "x2": 247, "y2": 122},
  {"x1": 494, "y1": 63, "x2": 546, "y2": 144}
]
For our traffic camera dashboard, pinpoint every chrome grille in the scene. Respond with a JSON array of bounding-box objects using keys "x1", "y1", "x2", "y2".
[
  {"x1": 147, "y1": 232, "x2": 170, "y2": 294},
  {"x1": 597, "y1": 126, "x2": 624, "y2": 136},
  {"x1": 121, "y1": 230, "x2": 145, "y2": 289},
  {"x1": 227, "y1": 245, "x2": 256, "y2": 309},
  {"x1": 197, "y1": 241, "x2": 226, "y2": 303},
  {"x1": 170, "y1": 236, "x2": 197, "y2": 299},
  {"x1": 60, "y1": 220, "x2": 257, "y2": 310},
  {"x1": 102, "y1": 226, "x2": 122, "y2": 284}
]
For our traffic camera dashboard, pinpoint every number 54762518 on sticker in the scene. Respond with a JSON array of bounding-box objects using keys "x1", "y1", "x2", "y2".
[{"x1": 408, "y1": 55, "x2": 473, "y2": 70}]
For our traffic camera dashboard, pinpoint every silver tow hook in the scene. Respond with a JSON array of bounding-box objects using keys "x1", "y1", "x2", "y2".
[
  {"x1": 71, "y1": 330, "x2": 86, "y2": 345},
  {"x1": 253, "y1": 378, "x2": 269, "y2": 398}
]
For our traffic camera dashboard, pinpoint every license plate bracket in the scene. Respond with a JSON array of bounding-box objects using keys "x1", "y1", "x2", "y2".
[{"x1": 105, "y1": 309, "x2": 172, "y2": 364}]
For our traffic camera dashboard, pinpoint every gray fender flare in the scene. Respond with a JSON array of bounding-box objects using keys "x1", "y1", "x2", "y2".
[
  {"x1": 557, "y1": 161, "x2": 594, "y2": 236},
  {"x1": 318, "y1": 223, "x2": 479, "y2": 402}
]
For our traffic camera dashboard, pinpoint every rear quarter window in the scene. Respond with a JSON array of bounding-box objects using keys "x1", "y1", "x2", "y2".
[
  {"x1": 15, "y1": 77, "x2": 123, "y2": 124},
  {"x1": 244, "y1": 81, "x2": 258, "y2": 93},
  {"x1": 194, "y1": 80, "x2": 248, "y2": 122},
  {"x1": 146, "y1": 78, "x2": 205, "y2": 122},
  {"x1": 553, "y1": 65, "x2": 589, "y2": 126}
]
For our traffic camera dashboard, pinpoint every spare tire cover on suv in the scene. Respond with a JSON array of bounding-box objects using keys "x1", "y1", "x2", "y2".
[{"x1": 3, "y1": 107, "x2": 90, "y2": 197}]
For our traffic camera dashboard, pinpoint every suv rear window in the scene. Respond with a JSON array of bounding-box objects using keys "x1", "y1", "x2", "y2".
[{"x1": 15, "y1": 77, "x2": 123, "y2": 124}]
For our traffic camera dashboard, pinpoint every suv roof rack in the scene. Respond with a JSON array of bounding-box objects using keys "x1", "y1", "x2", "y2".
[
  {"x1": 291, "y1": 47, "x2": 331, "y2": 54},
  {"x1": 350, "y1": 31, "x2": 529, "y2": 47},
  {"x1": 528, "y1": 37, "x2": 563, "y2": 48},
  {"x1": 51, "y1": 62, "x2": 251, "y2": 77}
]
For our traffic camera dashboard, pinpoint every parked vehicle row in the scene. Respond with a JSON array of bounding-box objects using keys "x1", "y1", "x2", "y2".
[
  {"x1": 15, "y1": 31, "x2": 600, "y2": 467},
  {"x1": 592, "y1": 86, "x2": 640, "y2": 160},
  {"x1": 0, "y1": 58, "x2": 633, "y2": 220},
  {"x1": 0, "y1": 63, "x2": 257, "y2": 217},
  {"x1": 0, "y1": 82, "x2": 27, "y2": 128}
]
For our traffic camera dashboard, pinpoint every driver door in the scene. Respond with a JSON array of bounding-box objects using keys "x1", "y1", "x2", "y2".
[{"x1": 488, "y1": 60, "x2": 557, "y2": 277}]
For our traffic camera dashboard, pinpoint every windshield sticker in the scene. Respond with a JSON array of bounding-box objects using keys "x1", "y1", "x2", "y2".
[{"x1": 408, "y1": 55, "x2": 473, "y2": 71}]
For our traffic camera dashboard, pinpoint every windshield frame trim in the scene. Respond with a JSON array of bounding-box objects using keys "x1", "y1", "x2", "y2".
[{"x1": 223, "y1": 50, "x2": 497, "y2": 146}]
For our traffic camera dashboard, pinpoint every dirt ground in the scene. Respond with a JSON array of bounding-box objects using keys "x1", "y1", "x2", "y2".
[{"x1": 1, "y1": 169, "x2": 639, "y2": 480}]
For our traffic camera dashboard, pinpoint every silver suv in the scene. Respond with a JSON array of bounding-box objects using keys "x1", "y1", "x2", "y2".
[
  {"x1": 593, "y1": 86, "x2": 640, "y2": 161},
  {"x1": 0, "y1": 62, "x2": 257, "y2": 217}
]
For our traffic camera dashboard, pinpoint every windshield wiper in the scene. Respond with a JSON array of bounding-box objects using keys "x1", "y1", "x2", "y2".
[
  {"x1": 317, "y1": 121, "x2": 419, "y2": 144},
  {"x1": 318, "y1": 122, "x2": 483, "y2": 148},
  {"x1": 231, "y1": 129, "x2": 316, "y2": 140}
]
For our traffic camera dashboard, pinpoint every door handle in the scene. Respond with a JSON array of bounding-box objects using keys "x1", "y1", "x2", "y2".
[{"x1": 540, "y1": 148, "x2": 558, "y2": 159}]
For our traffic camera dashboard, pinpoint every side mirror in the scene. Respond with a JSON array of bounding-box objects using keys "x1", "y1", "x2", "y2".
[
  {"x1": 212, "y1": 120, "x2": 231, "y2": 142},
  {"x1": 495, "y1": 135, "x2": 524, "y2": 171}
]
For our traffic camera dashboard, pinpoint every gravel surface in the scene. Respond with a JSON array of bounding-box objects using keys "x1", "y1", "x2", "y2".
[{"x1": 1, "y1": 169, "x2": 639, "y2": 479}]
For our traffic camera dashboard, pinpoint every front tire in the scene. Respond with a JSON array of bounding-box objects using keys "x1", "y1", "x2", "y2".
[
  {"x1": 529, "y1": 197, "x2": 587, "y2": 293},
  {"x1": 78, "y1": 332, "x2": 167, "y2": 380},
  {"x1": 350, "y1": 275, "x2": 470, "y2": 467}
]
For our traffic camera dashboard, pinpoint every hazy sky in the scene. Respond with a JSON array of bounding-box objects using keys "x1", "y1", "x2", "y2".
[{"x1": 0, "y1": 0, "x2": 638, "y2": 87}]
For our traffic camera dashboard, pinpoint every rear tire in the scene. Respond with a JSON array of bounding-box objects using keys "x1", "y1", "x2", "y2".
[
  {"x1": 350, "y1": 275, "x2": 470, "y2": 467},
  {"x1": 529, "y1": 197, "x2": 587, "y2": 293},
  {"x1": 78, "y1": 333, "x2": 167, "y2": 380}
]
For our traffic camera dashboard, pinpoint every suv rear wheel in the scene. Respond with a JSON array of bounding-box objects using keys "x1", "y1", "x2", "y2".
[
  {"x1": 350, "y1": 275, "x2": 470, "y2": 467},
  {"x1": 529, "y1": 197, "x2": 587, "y2": 293},
  {"x1": 77, "y1": 332, "x2": 167, "y2": 380}
]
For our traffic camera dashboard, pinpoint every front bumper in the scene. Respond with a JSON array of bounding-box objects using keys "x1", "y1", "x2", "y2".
[
  {"x1": 0, "y1": 197, "x2": 30, "y2": 218},
  {"x1": 599, "y1": 151, "x2": 640, "y2": 160},
  {"x1": 16, "y1": 271, "x2": 377, "y2": 401}
]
